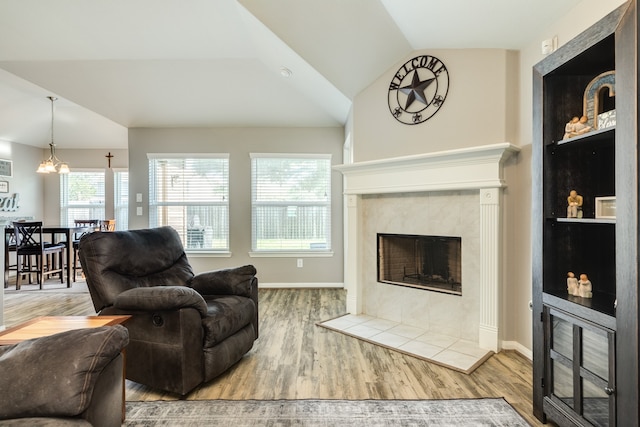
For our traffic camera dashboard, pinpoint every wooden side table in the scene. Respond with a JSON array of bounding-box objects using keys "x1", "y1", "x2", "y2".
[{"x1": 0, "y1": 315, "x2": 131, "y2": 420}]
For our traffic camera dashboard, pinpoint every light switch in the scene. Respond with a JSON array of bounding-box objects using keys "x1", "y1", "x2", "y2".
[{"x1": 136, "y1": 193, "x2": 143, "y2": 203}]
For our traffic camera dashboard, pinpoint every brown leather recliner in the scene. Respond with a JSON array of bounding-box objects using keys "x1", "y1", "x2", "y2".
[{"x1": 78, "y1": 226, "x2": 258, "y2": 396}]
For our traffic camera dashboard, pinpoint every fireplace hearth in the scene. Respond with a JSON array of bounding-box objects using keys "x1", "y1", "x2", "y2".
[{"x1": 377, "y1": 233, "x2": 462, "y2": 295}]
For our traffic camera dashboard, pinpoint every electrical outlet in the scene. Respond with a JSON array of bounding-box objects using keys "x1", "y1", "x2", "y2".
[
  {"x1": 136, "y1": 193, "x2": 143, "y2": 203},
  {"x1": 136, "y1": 207, "x2": 143, "y2": 216},
  {"x1": 297, "y1": 259, "x2": 303, "y2": 268}
]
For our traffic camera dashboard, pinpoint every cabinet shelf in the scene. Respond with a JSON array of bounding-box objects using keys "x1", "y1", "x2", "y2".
[
  {"x1": 554, "y1": 217, "x2": 615, "y2": 225},
  {"x1": 543, "y1": 289, "x2": 617, "y2": 328},
  {"x1": 550, "y1": 126, "x2": 615, "y2": 147}
]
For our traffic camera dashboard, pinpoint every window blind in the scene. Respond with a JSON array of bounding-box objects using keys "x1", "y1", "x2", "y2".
[
  {"x1": 114, "y1": 169, "x2": 129, "y2": 230},
  {"x1": 60, "y1": 170, "x2": 106, "y2": 226},
  {"x1": 149, "y1": 155, "x2": 229, "y2": 251},
  {"x1": 251, "y1": 154, "x2": 331, "y2": 252}
]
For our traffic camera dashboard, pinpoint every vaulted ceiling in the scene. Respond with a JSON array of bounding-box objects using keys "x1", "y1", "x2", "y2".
[{"x1": 0, "y1": 0, "x2": 582, "y2": 149}]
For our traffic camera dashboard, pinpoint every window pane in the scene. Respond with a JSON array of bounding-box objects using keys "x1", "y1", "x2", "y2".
[
  {"x1": 552, "y1": 359, "x2": 573, "y2": 408},
  {"x1": 149, "y1": 156, "x2": 229, "y2": 251},
  {"x1": 60, "y1": 171, "x2": 105, "y2": 226},
  {"x1": 114, "y1": 170, "x2": 129, "y2": 230},
  {"x1": 251, "y1": 154, "x2": 331, "y2": 251}
]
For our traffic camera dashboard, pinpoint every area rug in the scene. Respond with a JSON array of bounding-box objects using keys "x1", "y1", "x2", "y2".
[{"x1": 125, "y1": 398, "x2": 530, "y2": 426}]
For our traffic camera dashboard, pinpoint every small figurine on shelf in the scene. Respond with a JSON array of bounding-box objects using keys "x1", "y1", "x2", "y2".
[
  {"x1": 574, "y1": 115, "x2": 592, "y2": 135},
  {"x1": 563, "y1": 115, "x2": 592, "y2": 139},
  {"x1": 567, "y1": 271, "x2": 579, "y2": 296},
  {"x1": 578, "y1": 273, "x2": 593, "y2": 298},
  {"x1": 563, "y1": 116, "x2": 579, "y2": 139},
  {"x1": 567, "y1": 190, "x2": 583, "y2": 218}
]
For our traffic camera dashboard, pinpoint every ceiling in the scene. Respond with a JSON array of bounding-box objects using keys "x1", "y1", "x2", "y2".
[{"x1": 0, "y1": 0, "x2": 583, "y2": 150}]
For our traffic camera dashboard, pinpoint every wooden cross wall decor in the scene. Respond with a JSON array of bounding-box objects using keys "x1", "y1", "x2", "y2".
[{"x1": 105, "y1": 152, "x2": 114, "y2": 168}]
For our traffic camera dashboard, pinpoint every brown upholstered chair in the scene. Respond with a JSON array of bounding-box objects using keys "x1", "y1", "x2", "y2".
[{"x1": 79, "y1": 226, "x2": 258, "y2": 395}]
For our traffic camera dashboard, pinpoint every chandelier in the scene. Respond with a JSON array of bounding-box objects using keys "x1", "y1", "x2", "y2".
[{"x1": 36, "y1": 96, "x2": 70, "y2": 174}]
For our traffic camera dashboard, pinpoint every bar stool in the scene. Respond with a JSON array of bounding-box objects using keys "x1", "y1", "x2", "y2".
[
  {"x1": 72, "y1": 219, "x2": 99, "y2": 281},
  {"x1": 100, "y1": 219, "x2": 116, "y2": 231},
  {"x1": 13, "y1": 221, "x2": 65, "y2": 290}
]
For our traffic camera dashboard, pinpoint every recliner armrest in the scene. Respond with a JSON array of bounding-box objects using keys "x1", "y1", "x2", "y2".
[
  {"x1": 189, "y1": 264, "x2": 257, "y2": 298},
  {"x1": 114, "y1": 286, "x2": 208, "y2": 316}
]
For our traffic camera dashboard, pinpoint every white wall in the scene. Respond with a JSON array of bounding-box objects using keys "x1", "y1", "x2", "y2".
[
  {"x1": 127, "y1": 127, "x2": 345, "y2": 285},
  {"x1": 353, "y1": 49, "x2": 517, "y2": 162}
]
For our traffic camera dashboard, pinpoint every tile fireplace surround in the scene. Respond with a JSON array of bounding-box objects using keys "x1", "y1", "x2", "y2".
[{"x1": 334, "y1": 143, "x2": 520, "y2": 353}]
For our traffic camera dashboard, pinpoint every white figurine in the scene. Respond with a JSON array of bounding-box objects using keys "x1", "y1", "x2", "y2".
[
  {"x1": 578, "y1": 273, "x2": 593, "y2": 298},
  {"x1": 567, "y1": 272, "x2": 579, "y2": 296}
]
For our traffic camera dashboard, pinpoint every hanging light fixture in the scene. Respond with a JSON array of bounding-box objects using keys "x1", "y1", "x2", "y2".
[{"x1": 36, "y1": 96, "x2": 70, "y2": 174}]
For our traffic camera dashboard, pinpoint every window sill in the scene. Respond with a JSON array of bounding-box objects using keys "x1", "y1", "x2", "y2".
[
  {"x1": 186, "y1": 251, "x2": 232, "y2": 258},
  {"x1": 249, "y1": 251, "x2": 334, "y2": 258}
]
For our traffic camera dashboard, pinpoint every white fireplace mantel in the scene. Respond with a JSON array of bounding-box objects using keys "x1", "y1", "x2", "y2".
[
  {"x1": 334, "y1": 142, "x2": 520, "y2": 195},
  {"x1": 335, "y1": 142, "x2": 520, "y2": 353}
]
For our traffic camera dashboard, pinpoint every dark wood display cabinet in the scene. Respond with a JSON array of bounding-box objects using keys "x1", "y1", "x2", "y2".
[{"x1": 532, "y1": 1, "x2": 639, "y2": 425}]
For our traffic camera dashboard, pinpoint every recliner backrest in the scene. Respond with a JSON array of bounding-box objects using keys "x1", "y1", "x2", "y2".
[{"x1": 79, "y1": 226, "x2": 195, "y2": 312}]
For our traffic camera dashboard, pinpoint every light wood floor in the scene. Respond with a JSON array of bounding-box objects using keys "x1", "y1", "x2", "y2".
[{"x1": 3, "y1": 284, "x2": 544, "y2": 426}]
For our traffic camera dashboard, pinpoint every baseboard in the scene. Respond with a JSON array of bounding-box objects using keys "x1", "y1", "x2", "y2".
[
  {"x1": 259, "y1": 282, "x2": 344, "y2": 289},
  {"x1": 501, "y1": 340, "x2": 532, "y2": 361}
]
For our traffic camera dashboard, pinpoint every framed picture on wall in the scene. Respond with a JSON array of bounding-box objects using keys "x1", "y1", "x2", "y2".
[
  {"x1": 0, "y1": 181, "x2": 8, "y2": 193},
  {"x1": 0, "y1": 159, "x2": 12, "y2": 177}
]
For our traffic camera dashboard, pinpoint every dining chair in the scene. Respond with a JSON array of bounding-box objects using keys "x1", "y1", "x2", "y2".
[
  {"x1": 12, "y1": 221, "x2": 66, "y2": 290},
  {"x1": 72, "y1": 219, "x2": 100, "y2": 281},
  {"x1": 100, "y1": 219, "x2": 116, "y2": 231},
  {"x1": 4, "y1": 227, "x2": 18, "y2": 288}
]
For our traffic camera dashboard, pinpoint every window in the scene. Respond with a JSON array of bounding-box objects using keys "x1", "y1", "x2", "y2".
[
  {"x1": 60, "y1": 170, "x2": 106, "y2": 225},
  {"x1": 114, "y1": 169, "x2": 129, "y2": 230},
  {"x1": 251, "y1": 153, "x2": 331, "y2": 252},
  {"x1": 148, "y1": 154, "x2": 229, "y2": 252}
]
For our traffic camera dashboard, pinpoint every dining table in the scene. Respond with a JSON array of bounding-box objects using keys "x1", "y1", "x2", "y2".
[{"x1": 4, "y1": 224, "x2": 98, "y2": 288}]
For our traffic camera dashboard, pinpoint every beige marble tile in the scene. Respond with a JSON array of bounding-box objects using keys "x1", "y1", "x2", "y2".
[
  {"x1": 414, "y1": 331, "x2": 459, "y2": 348},
  {"x1": 343, "y1": 324, "x2": 381, "y2": 339},
  {"x1": 431, "y1": 349, "x2": 480, "y2": 372},
  {"x1": 361, "y1": 317, "x2": 399, "y2": 331},
  {"x1": 318, "y1": 314, "x2": 490, "y2": 374},
  {"x1": 387, "y1": 324, "x2": 425, "y2": 340},
  {"x1": 369, "y1": 331, "x2": 411, "y2": 348},
  {"x1": 321, "y1": 316, "x2": 359, "y2": 330},
  {"x1": 341, "y1": 314, "x2": 375, "y2": 324},
  {"x1": 399, "y1": 340, "x2": 444, "y2": 359},
  {"x1": 449, "y1": 339, "x2": 491, "y2": 358}
]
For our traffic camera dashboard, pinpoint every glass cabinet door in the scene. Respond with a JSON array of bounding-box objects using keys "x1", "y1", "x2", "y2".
[{"x1": 545, "y1": 307, "x2": 615, "y2": 426}]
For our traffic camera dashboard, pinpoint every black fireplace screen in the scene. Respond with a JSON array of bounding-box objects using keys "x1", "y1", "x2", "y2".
[{"x1": 377, "y1": 233, "x2": 462, "y2": 295}]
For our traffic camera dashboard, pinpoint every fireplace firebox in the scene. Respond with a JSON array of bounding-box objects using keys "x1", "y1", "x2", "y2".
[{"x1": 377, "y1": 233, "x2": 462, "y2": 295}]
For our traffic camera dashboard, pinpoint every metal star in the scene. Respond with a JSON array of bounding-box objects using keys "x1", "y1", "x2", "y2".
[{"x1": 399, "y1": 70, "x2": 436, "y2": 110}]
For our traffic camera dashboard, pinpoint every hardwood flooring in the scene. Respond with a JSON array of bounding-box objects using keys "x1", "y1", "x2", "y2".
[{"x1": 3, "y1": 284, "x2": 544, "y2": 426}]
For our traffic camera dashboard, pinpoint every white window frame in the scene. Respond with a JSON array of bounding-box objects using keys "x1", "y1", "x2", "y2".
[
  {"x1": 148, "y1": 153, "x2": 230, "y2": 255},
  {"x1": 250, "y1": 153, "x2": 333, "y2": 257},
  {"x1": 60, "y1": 168, "x2": 106, "y2": 226}
]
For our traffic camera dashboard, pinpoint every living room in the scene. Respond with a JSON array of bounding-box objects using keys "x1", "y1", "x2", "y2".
[{"x1": 0, "y1": 0, "x2": 632, "y2": 425}]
